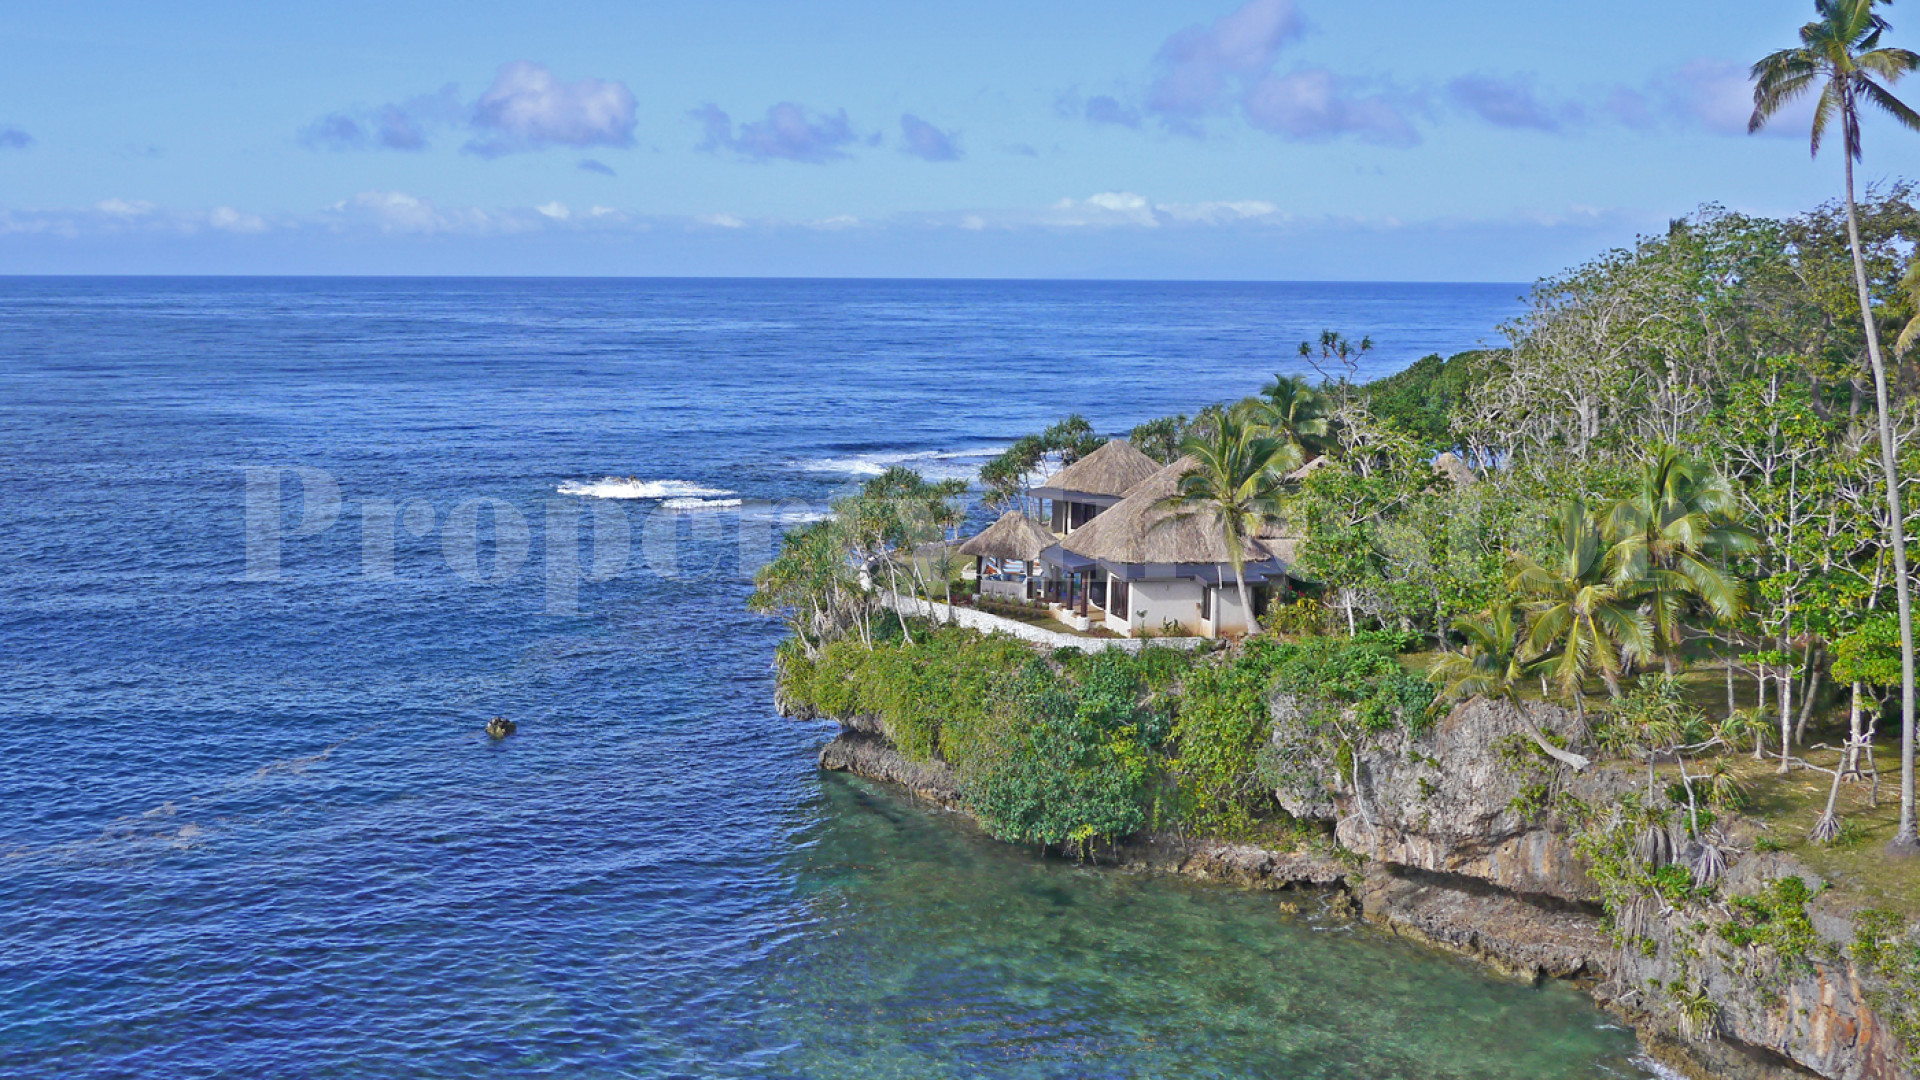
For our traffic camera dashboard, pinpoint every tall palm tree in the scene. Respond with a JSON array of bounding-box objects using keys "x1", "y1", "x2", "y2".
[
  {"x1": 1160, "y1": 412, "x2": 1301, "y2": 634},
  {"x1": 1255, "y1": 373, "x2": 1332, "y2": 455},
  {"x1": 1751, "y1": 0, "x2": 1920, "y2": 847},
  {"x1": 1603, "y1": 445, "x2": 1756, "y2": 669},
  {"x1": 1510, "y1": 500, "x2": 1655, "y2": 723},
  {"x1": 1429, "y1": 601, "x2": 1592, "y2": 771}
]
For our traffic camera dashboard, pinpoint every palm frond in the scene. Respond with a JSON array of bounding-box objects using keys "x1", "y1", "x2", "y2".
[{"x1": 1858, "y1": 73, "x2": 1920, "y2": 131}]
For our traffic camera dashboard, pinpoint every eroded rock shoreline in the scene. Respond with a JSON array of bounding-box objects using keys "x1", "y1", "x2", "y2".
[{"x1": 814, "y1": 699, "x2": 1910, "y2": 1080}]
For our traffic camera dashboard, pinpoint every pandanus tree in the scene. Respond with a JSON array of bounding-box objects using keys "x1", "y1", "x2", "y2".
[
  {"x1": 1603, "y1": 445, "x2": 1756, "y2": 670},
  {"x1": 750, "y1": 520, "x2": 859, "y2": 654},
  {"x1": 839, "y1": 467, "x2": 967, "y2": 643},
  {"x1": 1429, "y1": 601, "x2": 1593, "y2": 771},
  {"x1": 1509, "y1": 500, "x2": 1655, "y2": 722},
  {"x1": 1751, "y1": 0, "x2": 1920, "y2": 848},
  {"x1": 1160, "y1": 412, "x2": 1302, "y2": 634}
]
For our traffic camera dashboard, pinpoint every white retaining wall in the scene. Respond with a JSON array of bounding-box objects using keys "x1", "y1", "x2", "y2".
[{"x1": 883, "y1": 594, "x2": 1209, "y2": 653}]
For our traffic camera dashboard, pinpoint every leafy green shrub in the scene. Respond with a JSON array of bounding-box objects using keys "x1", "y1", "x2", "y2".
[
  {"x1": 780, "y1": 623, "x2": 1036, "y2": 763},
  {"x1": 963, "y1": 652, "x2": 1169, "y2": 850},
  {"x1": 1851, "y1": 910, "x2": 1920, "y2": 1072},
  {"x1": 1720, "y1": 877, "x2": 1819, "y2": 959},
  {"x1": 1185, "y1": 634, "x2": 1433, "y2": 835},
  {"x1": 1265, "y1": 597, "x2": 1327, "y2": 636}
]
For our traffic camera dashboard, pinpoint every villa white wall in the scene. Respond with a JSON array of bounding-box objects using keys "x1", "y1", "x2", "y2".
[
  {"x1": 1201, "y1": 583, "x2": 1255, "y2": 638},
  {"x1": 1119, "y1": 578, "x2": 1205, "y2": 637}
]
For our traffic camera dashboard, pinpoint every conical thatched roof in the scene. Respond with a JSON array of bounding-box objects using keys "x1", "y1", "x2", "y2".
[
  {"x1": 1060, "y1": 457, "x2": 1281, "y2": 566},
  {"x1": 1433, "y1": 451, "x2": 1477, "y2": 487},
  {"x1": 1284, "y1": 455, "x2": 1333, "y2": 482},
  {"x1": 1033, "y1": 438, "x2": 1162, "y2": 499},
  {"x1": 957, "y1": 510, "x2": 1058, "y2": 562}
]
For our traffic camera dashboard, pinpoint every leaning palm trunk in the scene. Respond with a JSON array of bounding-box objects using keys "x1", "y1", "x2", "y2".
[
  {"x1": 1844, "y1": 151, "x2": 1918, "y2": 844},
  {"x1": 1231, "y1": 563, "x2": 1254, "y2": 638},
  {"x1": 1504, "y1": 696, "x2": 1591, "y2": 772}
]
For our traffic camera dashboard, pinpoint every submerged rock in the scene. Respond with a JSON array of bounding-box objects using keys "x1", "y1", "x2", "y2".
[{"x1": 485, "y1": 716, "x2": 516, "y2": 738}]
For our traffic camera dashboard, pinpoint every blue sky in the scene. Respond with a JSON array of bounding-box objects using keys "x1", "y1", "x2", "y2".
[{"x1": 3, "y1": 0, "x2": 1918, "y2": 279}]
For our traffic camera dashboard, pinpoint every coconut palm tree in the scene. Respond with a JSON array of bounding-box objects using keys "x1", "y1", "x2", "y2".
[
  {"x1": 1603, "y1": 444, "x2": 1756, "y2": 670},
  {"x1": 1751, "y1": 0, "x2": 1920, "y2": 847},
  {"x1": 1510, "y1": 500, "x2": 1655, "y2": 723},
  {"x1": 1429, "y1": 601, "x2": 1592, "y2": 771},
  {"x1": 1160, "y1": 413, "x2": 1302, "y2": 634},
  {"x1": 1255, "y1": 373, "x2": 1332, "y2": 455}
]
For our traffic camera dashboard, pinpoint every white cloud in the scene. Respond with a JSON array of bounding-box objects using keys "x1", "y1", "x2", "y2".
[
  {"x1": 1123, "y1": 0, "x2": 1417, "y2": 144},
  {"x1": 301, "y1": 85, "x2": 464, "y2": 152},
  {"x1": 696, "y1": 213, "x2": 746, "y2": 228},
  {"x1": 1662, "y1": 58, "x2": 1813, "y2": 137},
  {"x1": 97, "y1": 198, "x2": 156, "y2": 218},
  {"x1": 536, "y1": 201, "x2": 571, "y2": 220},
  {"x1": 1042, "y1": 193, "x2": 1160, "y2": 228},
  {"x1": 694, "y1": 103, "x2": 860, "y2": 163},
  {"x1": 1243, "y1": 69, "x2": 1418, "y2": 145},
  {"x1": 208, "y1": 206, "x2": 268, "y2": 234},
  {"x1": 328, "y1": 191, "x2": 536, "y2": 235},
  {"x1": 1447, "y1": 74, "x2": 1583, "y2": 133},
  {"x1": 1159, "y1": 199, "x2": 1284, "y2": 224},
  {"x1": 1148, "y1": 0, "x2": 1303, "y2": 121},
  {"x1": 899, "y1": 114, "x2": 962, "y2": 162},
  {"x1": 468, "y1": 62, "x2": 638, "y2": 156},
  {"x1": 303, "y1": 66, "x2": 635, "y2": 157}
]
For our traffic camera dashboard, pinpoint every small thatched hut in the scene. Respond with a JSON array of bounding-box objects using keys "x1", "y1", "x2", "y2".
[
  {"x1": 957, "y1": 510, "x2": 1058, "y2": 601},
  {"x1": 1432, "y1": 451, "x2": 1477, "y2": 487}
]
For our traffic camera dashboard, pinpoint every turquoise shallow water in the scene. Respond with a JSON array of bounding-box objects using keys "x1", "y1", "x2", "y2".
[
  {"x1": 0, "y1": 277, "x2": 1655, "y2": 1077},
  {"x1": 772, "y1": 776, "x2": 1649, "y2": 1080}
]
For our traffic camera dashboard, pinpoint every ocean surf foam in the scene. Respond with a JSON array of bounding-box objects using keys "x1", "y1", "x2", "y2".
[
  {"x1": 557, "y1": 478, "x2": 735, "y2": 501},
  {"x1": 795, "y1": 446, "x2": 1005, "y2": 483}
]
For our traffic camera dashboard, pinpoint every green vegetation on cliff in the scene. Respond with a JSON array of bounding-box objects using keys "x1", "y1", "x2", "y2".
[{"x1": 777, "y1": 624, "x2": 1427, "y2": 849}]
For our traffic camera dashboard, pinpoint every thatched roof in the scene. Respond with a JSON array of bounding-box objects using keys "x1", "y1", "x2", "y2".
[
  {"x1": 957, "y1": 511, "x2": 1058, "y2": 562},
  {"x1": 1433, "y1": 451, "x2": 1477, "y2": 487},
  {"x1": 1284, "y1": 455, "x2": 1333, "y2": 482},
  {"x1": 1059, "y1": 457, "x2": 1283, "y2": 567},
  {"x1": 1033, "y1": 438, "x2": 1162, "y2": 500}
]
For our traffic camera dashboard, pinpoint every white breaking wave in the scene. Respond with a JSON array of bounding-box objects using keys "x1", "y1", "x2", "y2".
[
  {"x1": 660, "y1": 497, "x2": 744, "y2": 511},
  {"x1": 557, "y1": 478, "x2": 735, "y2": 500},
  {"x1": 795, "y1": 446, "x2": 1007, "y2": 483}
]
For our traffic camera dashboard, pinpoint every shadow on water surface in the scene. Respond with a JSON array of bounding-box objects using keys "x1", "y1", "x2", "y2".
[{"x1": 762, "y1": 772, "x2": 1655, "y2": 1080}]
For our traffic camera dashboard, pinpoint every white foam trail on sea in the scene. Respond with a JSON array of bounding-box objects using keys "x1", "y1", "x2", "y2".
[
  {"x1": 660, "y1": 497, "x2": 745, "y2": 511},
  {"x1": 794, "y1": 446, "x2": 1006, "y2": 483},
  {"x1": 557, "y1": 478, "x2": 735, "y2": 500}
]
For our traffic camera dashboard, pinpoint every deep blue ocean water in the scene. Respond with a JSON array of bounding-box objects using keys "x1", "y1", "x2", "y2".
[{"x1": 0, "y1": 278, "x2": 1661, "y2": 1078}]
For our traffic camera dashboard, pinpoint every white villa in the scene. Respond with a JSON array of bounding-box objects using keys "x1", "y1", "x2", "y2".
[{"x1": 961, "y1": 438, "x2": 1303, "y2": 639}]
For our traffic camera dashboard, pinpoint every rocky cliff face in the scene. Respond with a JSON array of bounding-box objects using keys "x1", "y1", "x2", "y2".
[
  {"x1": 1270, "y1": 694, "x2": 1913, "y2": 1080},
  {"x1": 1273, "y1": 694, "x2": 1637, "y2": 903},
  {"x1": 1594, "y1": 854, "x2": 1906, "y2": 1080},
  {"x1": 803, "y1": 693, "x2": 1915, "y2": 1080}
]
